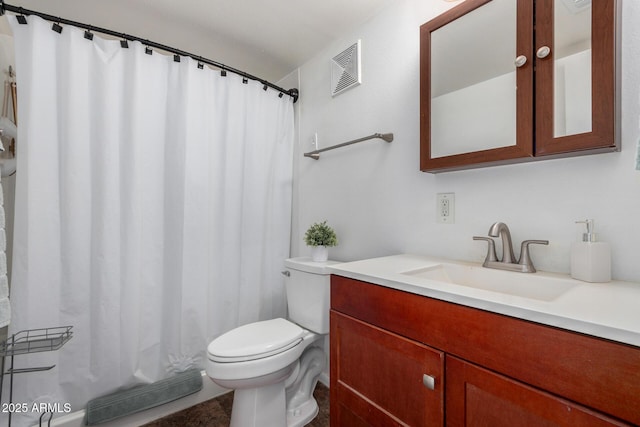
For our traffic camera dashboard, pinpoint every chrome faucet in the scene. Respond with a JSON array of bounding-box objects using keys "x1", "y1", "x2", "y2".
[
  {"x1": 488, "y1": 222, "x2": 516, "y2": 264},
  {"x1": 473, "y1": 222, "x2": 549, "y2": 273}
]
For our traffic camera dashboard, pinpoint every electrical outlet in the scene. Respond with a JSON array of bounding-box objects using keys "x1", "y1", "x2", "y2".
[{"x1": 437, "y1": 193, "x2": 455, "y2": 224}]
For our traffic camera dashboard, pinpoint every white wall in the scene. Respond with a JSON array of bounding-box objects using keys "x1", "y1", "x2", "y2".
[{"x1": 294, "y1": 0, "x2": 640, "y2": 283}]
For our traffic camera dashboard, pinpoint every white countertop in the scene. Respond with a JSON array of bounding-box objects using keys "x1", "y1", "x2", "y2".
[{"x1": 328, "y1": 254, "x2": 640, "y2": 348}]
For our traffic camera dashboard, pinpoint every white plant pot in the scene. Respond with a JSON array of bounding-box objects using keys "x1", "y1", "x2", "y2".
[{"x1": 311, "y1": 246, "x2": 329, "y2": 262}]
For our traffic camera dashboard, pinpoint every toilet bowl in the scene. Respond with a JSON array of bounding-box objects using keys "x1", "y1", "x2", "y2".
[{"x1": 206, "y1": 257, "x2": 338, "y2": 427}]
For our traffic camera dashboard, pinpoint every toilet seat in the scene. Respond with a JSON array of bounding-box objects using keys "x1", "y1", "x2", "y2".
[{"x1": 208, "y1": 318, "x2": 305, "y2": 363}]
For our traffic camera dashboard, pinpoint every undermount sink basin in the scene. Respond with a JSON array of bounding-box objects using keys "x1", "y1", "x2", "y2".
[{"x1": 401, "y1": 263, "x2": 576, "y2": 301}]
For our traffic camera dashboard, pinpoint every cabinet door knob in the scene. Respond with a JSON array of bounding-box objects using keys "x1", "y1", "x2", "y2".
[
  {"x1": 514, "y1": 55, "x2": 527, "y2": 68},
  {"x1": 422, "y1": 374, "x2": 436, "y2": 390},
  {"x1": 536, "y1": 46, "x2": 551, "y2": 59}
]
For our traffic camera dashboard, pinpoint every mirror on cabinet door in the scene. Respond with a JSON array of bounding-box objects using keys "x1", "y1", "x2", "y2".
[
  {"x1": 430, "y1": 0, "x2": 517, "y2": 157},
  {"x1": 552, "y1": 0, "x2": 592, "y2": 138},
  {"x1": 421, "y1": 0, "x2": 534, "y2": 172},
  {"x1": 535, "y1": 0, "x2": 618, "y2": 156}
]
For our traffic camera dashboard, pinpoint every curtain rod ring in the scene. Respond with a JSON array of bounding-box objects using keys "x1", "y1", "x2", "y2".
[
  {"x1": 52, "y1": 20, "x2": 63, "y2": 33},
  {"x1": 16, "y1": 11, "x2": 27, "y2": 24}
]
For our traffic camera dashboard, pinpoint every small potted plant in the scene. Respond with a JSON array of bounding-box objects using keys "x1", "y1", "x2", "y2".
[{"x1": 304, "y1": 220, "x2": 338, "y2": 262}]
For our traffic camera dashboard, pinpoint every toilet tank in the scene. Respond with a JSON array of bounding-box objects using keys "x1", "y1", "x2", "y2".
[{"x1": 283, "y1": 257, "x2": 340, "y2": 334}]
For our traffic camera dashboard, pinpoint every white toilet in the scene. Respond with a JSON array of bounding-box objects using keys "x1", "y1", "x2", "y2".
[{"x1": 206, "y1": 257, "x2": 338, "y2": 427}]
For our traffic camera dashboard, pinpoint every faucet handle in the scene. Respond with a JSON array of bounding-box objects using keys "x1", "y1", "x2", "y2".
[
  {"x1": 473, "y1": 236, "x2": 498, "y2": 267},
  {"x1": 518, "y1": 240, "x2": 549, "y2": 273}
]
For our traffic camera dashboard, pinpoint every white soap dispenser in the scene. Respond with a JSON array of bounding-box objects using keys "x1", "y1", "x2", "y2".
[{"x1": 570, "y1": 219, "x2": 611, "y2": 283}]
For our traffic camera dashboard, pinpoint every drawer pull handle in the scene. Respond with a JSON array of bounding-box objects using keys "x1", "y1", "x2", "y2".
[{"x1": 422, "y1": 374, "x2": 435, "y2": 390}]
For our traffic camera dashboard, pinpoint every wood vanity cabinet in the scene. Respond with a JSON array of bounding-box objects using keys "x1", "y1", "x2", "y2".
[
  {"x1": 419, "y1": 0, "x2": 619, "y2": 172},
  {"x1": 330, "y1": 275, "x2": 640, "y2": 426}
]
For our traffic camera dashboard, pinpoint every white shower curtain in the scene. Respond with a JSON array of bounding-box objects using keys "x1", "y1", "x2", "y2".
[{"x1": 5, "y1": 15, "x2": 294, "y2": 425}]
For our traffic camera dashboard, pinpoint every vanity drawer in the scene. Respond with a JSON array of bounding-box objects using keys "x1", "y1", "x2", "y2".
[{"x1": 331, "y1": 275, "x2": 640, "y2": 425}]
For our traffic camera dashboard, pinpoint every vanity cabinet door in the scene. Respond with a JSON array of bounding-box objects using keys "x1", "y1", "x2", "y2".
[
  {"x1": 446, "y1": 355, "x2": 631, "y2": 427},
  {"x1": 330, "y1": 311, "x2": 444, "y2": 426}
]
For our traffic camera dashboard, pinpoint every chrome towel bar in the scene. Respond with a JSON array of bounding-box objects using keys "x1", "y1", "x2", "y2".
[{"x1": 303, "y1": 132, "x2": 393, "y2": 160}]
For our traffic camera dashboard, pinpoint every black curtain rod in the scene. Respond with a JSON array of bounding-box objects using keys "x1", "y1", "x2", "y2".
[{"x1": 0, "y1": 1, "x2": 299, "y2": 102}]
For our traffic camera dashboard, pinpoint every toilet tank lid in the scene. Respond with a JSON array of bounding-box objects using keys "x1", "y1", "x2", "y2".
[{"x1": 285, "y1": 257, "x2": 341, "y2": 275}]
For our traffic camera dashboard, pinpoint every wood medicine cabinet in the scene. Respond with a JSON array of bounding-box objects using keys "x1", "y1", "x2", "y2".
[{"x1": 420, "y1": 0, "x2": 620, "y2": 173}]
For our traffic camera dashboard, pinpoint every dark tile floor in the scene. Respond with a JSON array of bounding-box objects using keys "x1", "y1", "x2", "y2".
[{"x1": 142, "y1": 382, "x2": 329, "y2": 427}]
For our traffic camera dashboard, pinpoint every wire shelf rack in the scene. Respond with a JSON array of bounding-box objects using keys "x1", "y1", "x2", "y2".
[
  {"x1": 0, "y1": 326, "x2": 73, "y2": 357},
  {"x1": 0, "y1": 326, "x2": 74, "y2": 426}
]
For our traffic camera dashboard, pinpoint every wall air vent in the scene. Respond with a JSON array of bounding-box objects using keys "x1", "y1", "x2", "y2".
[{"x1": 331, "y1": 40, "x2": 361, "y2": 97}]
